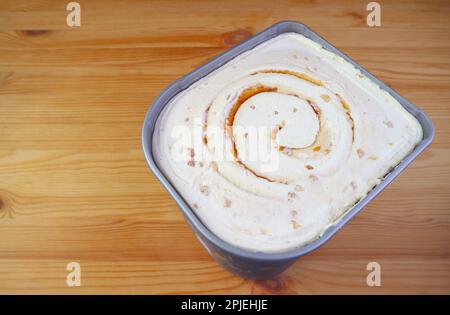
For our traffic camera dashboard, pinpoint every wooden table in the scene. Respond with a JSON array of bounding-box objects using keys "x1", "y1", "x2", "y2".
[{"x1": 1, "y1": 0, "x2": 449, "y2": 294}]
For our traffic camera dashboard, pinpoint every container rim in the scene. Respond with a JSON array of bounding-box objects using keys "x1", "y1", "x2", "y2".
[{"x1": 142, "y1": 20, "x2": 435, "y2": 262}]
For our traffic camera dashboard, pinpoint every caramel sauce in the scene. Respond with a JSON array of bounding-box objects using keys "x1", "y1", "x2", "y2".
[
  {"x1": 226, "y1": 85, "x2": 277, "y2": 128},
  {"x1": 336, "y1": 93, "x2": 355, "y2": 143},
  {"x1": 212, "y1": 70, "x2": 350, "y2": 184},
  {"x1": 225, "y1": 85, "x2": 280, "y2": 183}
]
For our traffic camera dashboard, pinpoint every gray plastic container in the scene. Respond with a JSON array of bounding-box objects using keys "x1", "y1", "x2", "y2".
[{"x1": 142, "y1": 21, "x2": 434, "y2": 279}]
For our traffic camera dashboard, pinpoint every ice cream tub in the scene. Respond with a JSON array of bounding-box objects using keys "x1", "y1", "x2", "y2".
[{"x1": 142, "y1": 21, "x2": 434, "y2": 279}]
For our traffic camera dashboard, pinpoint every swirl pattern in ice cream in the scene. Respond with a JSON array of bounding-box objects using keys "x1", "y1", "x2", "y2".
[{"x1": 152, "y1": 33, "x2": 423, "y2": 253}]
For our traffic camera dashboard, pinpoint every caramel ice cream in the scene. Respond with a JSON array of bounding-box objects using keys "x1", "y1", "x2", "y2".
[{"x1": 152, "y1": 33, "x2": 423, "y2": 253}]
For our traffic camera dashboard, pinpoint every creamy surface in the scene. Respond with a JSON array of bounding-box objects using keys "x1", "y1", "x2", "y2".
[{"x1": 152, "y1": 33, "x2": 423, "y2": 253}]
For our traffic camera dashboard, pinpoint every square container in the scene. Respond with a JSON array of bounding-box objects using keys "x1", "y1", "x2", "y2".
[{"x1": 142, "y1": 21, "x2": 435, "y2": 279}]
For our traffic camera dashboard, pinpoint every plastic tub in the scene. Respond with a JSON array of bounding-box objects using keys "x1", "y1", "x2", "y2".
[{"x1": 142, "y1": 21, "x2": 435, "y2": 279}]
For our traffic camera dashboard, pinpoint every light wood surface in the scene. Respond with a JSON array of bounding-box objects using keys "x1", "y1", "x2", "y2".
[{"x1": 0, "y1": 0, "x2": 449, "y2": 294}]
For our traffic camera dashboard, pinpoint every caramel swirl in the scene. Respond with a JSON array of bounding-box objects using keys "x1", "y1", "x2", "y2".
[{"x1": 153, "y1": 33, "x2": 423, "y2": 253}]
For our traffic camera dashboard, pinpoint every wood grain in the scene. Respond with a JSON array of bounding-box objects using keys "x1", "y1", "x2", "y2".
[{"x1": 0, "y1": 0, "x2": 449, "y2": 294}]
